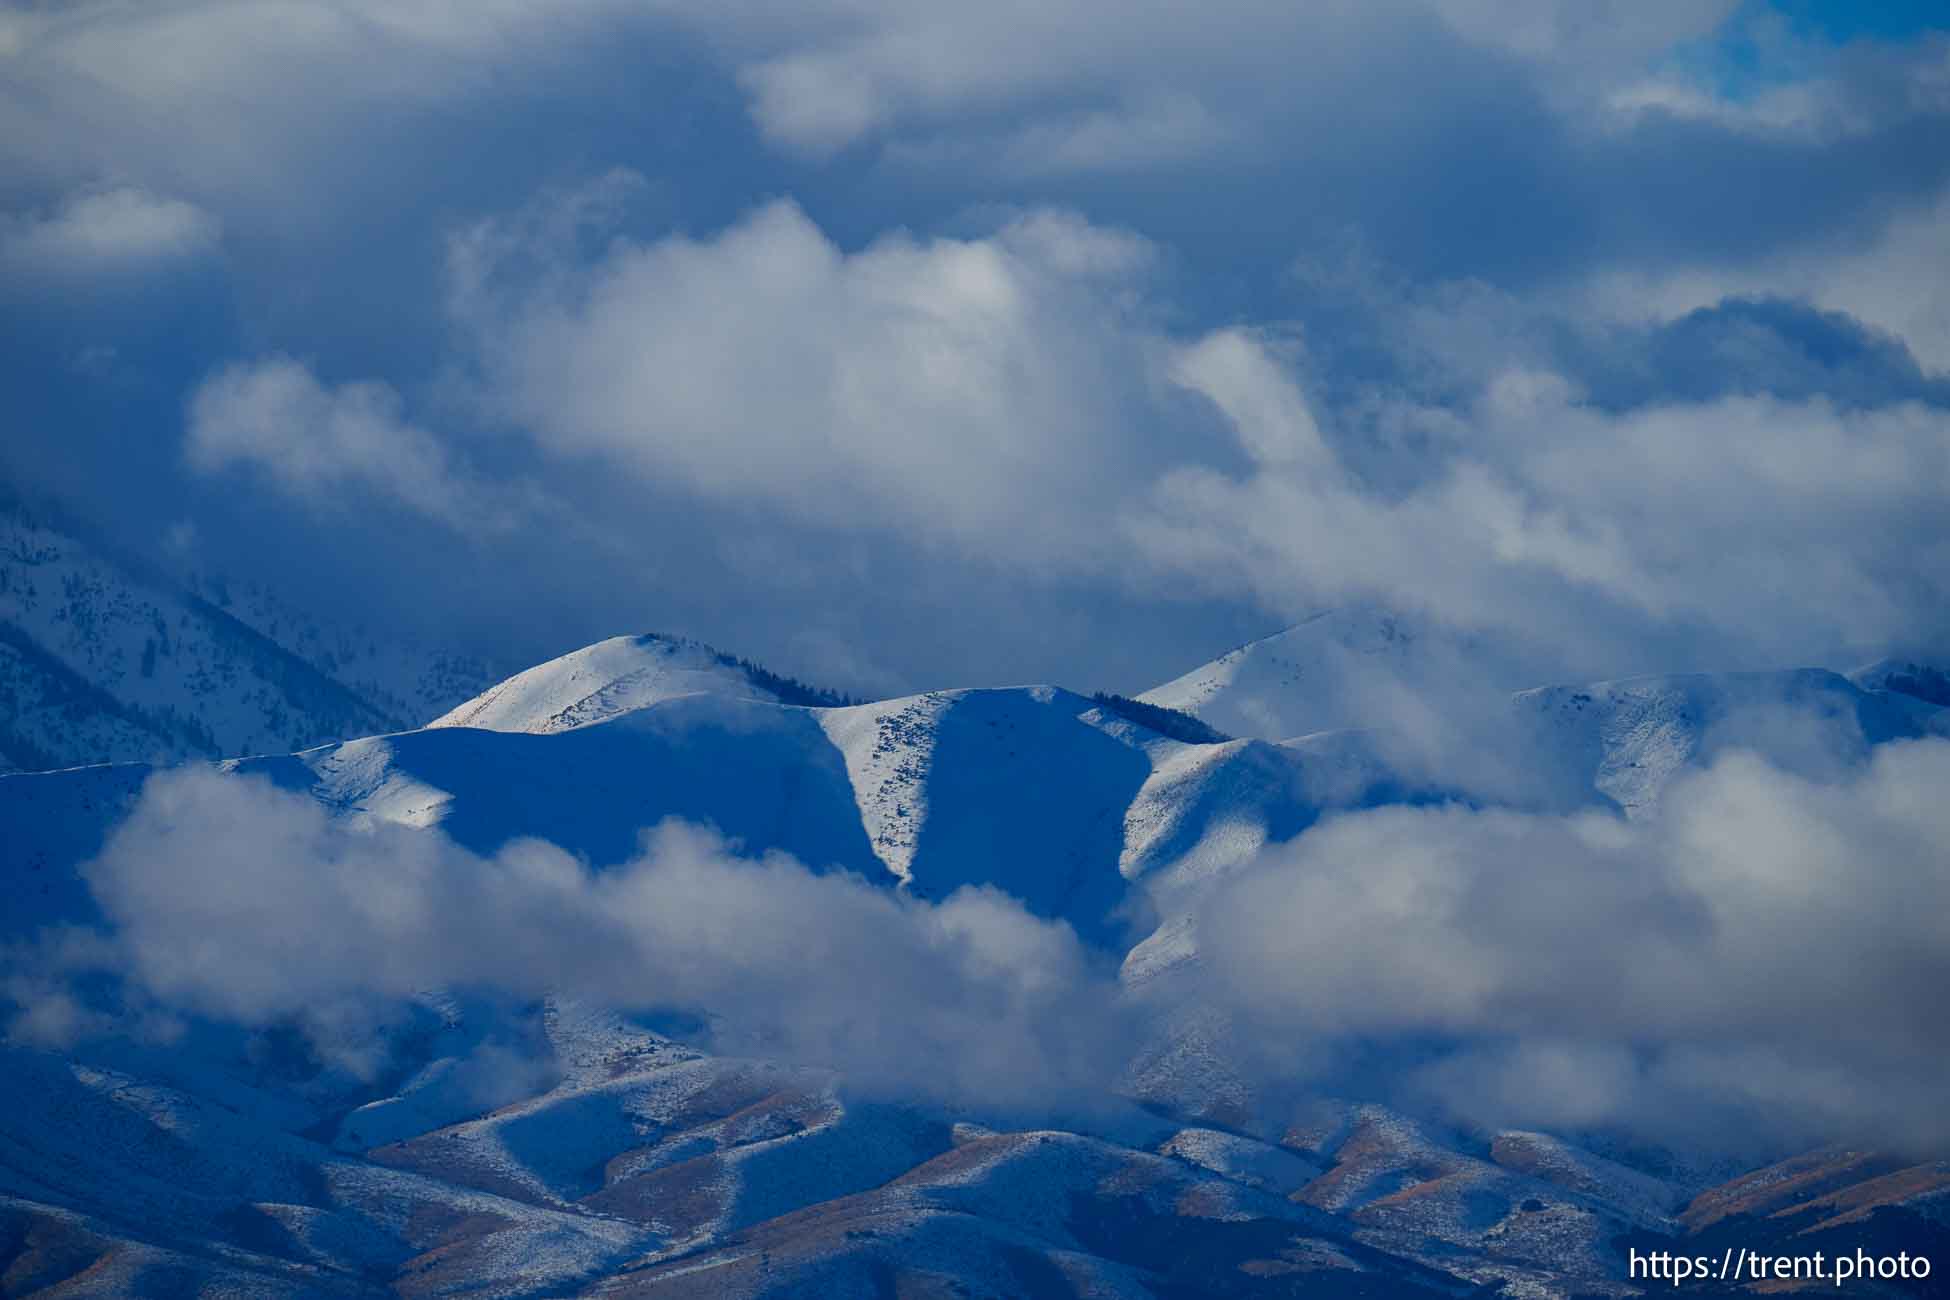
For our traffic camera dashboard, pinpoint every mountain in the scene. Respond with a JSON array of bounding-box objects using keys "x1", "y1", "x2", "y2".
[
  {"x1": 5, "y1": 634, "x2": 1948, "y2": 1297},
  {"x1": 2, "y1": 1001, "x2": 1720, "y2": 1300},
  {"x1": 1513, "y1": 667, "x2": 1949, "y2": 814},
  {"x1": 10, "y1": 630, "x2": 1943, "y2": 1006},
  {"x1": 183, "y1": 569, "x2": 513, "y2": 735},
  {"x1": 0, "y1": 496, "x2": 507, "y2": 772},
  {"x1": 427, "y1": 633, "x2": 837, "y2": 735},
  {"x1": 5, "y1": 993, "x2": 1944, "y2": 1298},
  {"x1": 1849, "y1": 655, "x2": 1950, "y2": 709},
  {"x1": 1136, "y1": 606, "x2": 1515, "y2": 742},
  {"x1": 2, "y1": 680, "x2": 1350, "y2": 953},
  {"x1": 1141, "y1": 613, "x2": 1949, "y2": 815}
]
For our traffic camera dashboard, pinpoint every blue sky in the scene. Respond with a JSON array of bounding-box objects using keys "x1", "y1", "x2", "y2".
[
  {"x1": 1674, "y1": 0, "x2": 1946, "y2": 100},
  {"x1": 2, "y1": 0, "x2": 1946, "y2": 695},
  {"x1": 1768, "y1": 0, "x2": 1944, "y2": 43}
]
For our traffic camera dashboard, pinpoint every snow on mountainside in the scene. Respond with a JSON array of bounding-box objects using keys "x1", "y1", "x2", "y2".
[
  {"x1": 0, "y1": 502, "x2": 393, "y2": 770},
  {"x1": 429, "y1": 635, "x2": 787, "y2": 734},
  {"x1": 8, "y1": 1007, "x2": 1942, "y2": 1300},
  {"x1": 0, "y1": 497, "x2": 509, "y2": 771},
  {"x1": 1141, "y1": 612, "x2": 1948, "y2": 816},
  {"x1": 1137, "y1": 605, "x2": 1512, "y2": 742},
  {"x1": 183, "y1": 570, "x2": 507, "y2": 731},
  {"x1": 1850, "y1": 654, "x2": 1950, "y2": 709},
  {"x1": 1513, "y1": 668, "x2": 1948, "y2": 815},
  {"x1": 7, "y1": 632, "x2": 1950, "y2": 1296}
]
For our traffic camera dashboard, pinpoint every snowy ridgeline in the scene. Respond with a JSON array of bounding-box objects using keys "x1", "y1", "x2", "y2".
[
  {"x1": 4, "y1": 563, "x2": 1950, "y2": 1295},
  {"x1": 5, "y1": 609, "x2": 1950, "y2": 1294}
]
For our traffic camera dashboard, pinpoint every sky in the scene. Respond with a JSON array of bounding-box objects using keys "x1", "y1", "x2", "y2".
[{"x1": 3, "y1": 0, "x2": 1948, "y2": 697}]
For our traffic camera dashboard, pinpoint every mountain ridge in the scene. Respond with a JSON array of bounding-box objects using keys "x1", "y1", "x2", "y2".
[{"x1": 5, "y1": 597, "x2": 1949, "y2": 1297}]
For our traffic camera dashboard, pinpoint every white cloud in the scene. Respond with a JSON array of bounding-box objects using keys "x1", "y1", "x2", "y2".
[
  {"x1": 994, "y1": 93, "x2": 1233, "y2": 177},
  {"x1": 1192, "y1": 738, "x2": 1950, "y2": 1148},
  {"x1": 19, "y1": 736, "x2": 1950, "y2": 1150},
  {"x1": 1, "y1": 187, "x2": 219, "y2": 273},
  {"x1": 185, "y1": 357, "x2": 496, "y2": 528},
  {"x1": 52, "y1": 767, "x2": 1130, "y2": 1104},
  {"x1": 1430, "y1": 0, "x2": 1734, "y2": 65},
  {"x1": 696, "y1": 0, "x2": 1734, "y2": 156},
  {"x1": 186, "y1": 188, "x2": 1947, "y2": 679},
  {"x1": 1604, "y1": 78, "x2": 1865, "y2": 139},
  {"x1": 1129, "y1": 346, "x2": 1950, "y2": 667},
  {"x1": 446, "y1": 190, "x2": 1181, "y2": 558},
  {"x1": 0, "y1": 0, "x2": 639, "y2": 232},
  {"x1": 1167, "y1": 329, "x2": 1334, "y2": 471},
  {"x1": 0, "y1": 0, "x2": 1742, "y2": 208}
]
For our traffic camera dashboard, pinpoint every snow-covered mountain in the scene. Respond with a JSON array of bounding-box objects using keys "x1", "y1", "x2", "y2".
[
  {"x1": 1849, "y1": 655, "x2": 1950, "y2": 708},
  {"x1": 183, "y1": 569, "x2": 512, "y2": 735},
  {"x1": 2, "y1": 680, "x2": 1351, "y2": 955},
  {"x1": 1136, "y1": 605, "x2": 1530, "y2": 743},
  {"x1": 5, "y1": 629, "x2": 1948, "y2": 1297},
  {"x1": 1142, "y1": 611, "x2": 1949, "y2": 814},
  {"x1": 27, "y1": 997, "x2": 1859, "y2": 1300},
  {"x1": 1513, "y1": 666, "x2": 1949, "y2": 814},
  {"x1": 0, "y1": 497, "x2": 507, "y2": 772},
  {"x1": 427, "y1": 633, "x2": 842, "y2": 735}
]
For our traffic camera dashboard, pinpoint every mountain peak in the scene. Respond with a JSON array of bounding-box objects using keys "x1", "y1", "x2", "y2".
[
  {"x1": 428, "y1": 633, "x2": 779, "y2": 735},
  {"x1": 1135, "y1": 605, "x2": 1490, "y2": 741},
  {"x1": 1849, "y1": 655, "x2": 1950, "y2": 709}
]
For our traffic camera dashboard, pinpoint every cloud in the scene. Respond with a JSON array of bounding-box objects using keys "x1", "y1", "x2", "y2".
[
  {"x1": 1129, "y1": 344, "x2": 1950, "y2": 668},
  {"x1": 178, "y1": 184, "x2": 1949, "y2": 689},
  {"x1": 185, "y1": 357, "x2": 509, "y2": 529},
  {"x1": 1576, "y1": 297, "x2": 1950, "y2": 409},
  {"x1": 0, "y1": 187, "x2": 219, "y2": 274},
  {"x1": 694, "y1": 0, "x2": 1732, "y2": 156},
  {"x1": 15, "y1": 735, "x2": 1949, "y2": 1153},
  {"x1": 445, "y1": 188, "x2": 1182, "y2": 560},
  {"x1": 4, "y1": 0, "x2": 1946, "y2": 707},
  {"x1": 1190, "y1": 738, "x2": 1950, "y2": 1149},
  {"x1": 1, "y1": 1, "x2": 631, "y2": 183},
  {"x1": 49, "y1": 767, "x2": 1131, "y2": 1104},
  {"x1": 1587, "y1": 188, "x2": 1950, "y2": 373},
  {"x1": 8, "y1": 0, "x2": 1934, "y2": 291},
  {"x1": 453, "y1": 186, "x2": 1947, "y2": 678}
]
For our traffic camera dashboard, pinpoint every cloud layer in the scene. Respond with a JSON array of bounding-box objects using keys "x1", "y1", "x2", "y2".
[
  {"x1": 4, "y1": 1, "x2": 1946, "y2": 696},
  {"x1": 58, "y1": 767, "x2": 1130, "y2": 1104},
  {"x1": 183, "y1": 183, "x2": 1950, "y2": 687},
  {"x1": 11, "y1": 736, "x2": 1948, "y2": 1153},
  {"x1": 1196, "y1": 738, "x2": 1950, "y2": 1150}
]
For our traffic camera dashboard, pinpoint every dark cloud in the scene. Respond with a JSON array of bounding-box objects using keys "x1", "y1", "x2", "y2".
[
  {"x1": 1570, "y1": 297, "x2": 1950, "y2": 410},
  {"x1": 0, "y1": 1, "x2": 1945, "y2": 695}
]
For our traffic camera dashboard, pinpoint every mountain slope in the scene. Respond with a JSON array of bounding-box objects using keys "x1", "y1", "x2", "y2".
[
  {"x1": 0, "y1": 498, "x2": 505, "y2": 771},
  {"x1": 184, "y1": 570, "x2": 508, "y2": 733},
  {"x1": 1513, "y1": 667, "x2": 1947, "y2": 815},
  {"x1": 1136, "y1": 606, "x2": 1513, "y2": 742},
  {"x1": 0, "y1": 667, "x2": 1358, "y2": 967},
  {"x1": 7, "y1": 634, "x2": 1950, "y2": 1297},
  {"x1": 1849, "y1": 655, "x2": 1950, "y2": 709},
  {"x1": 429, "y1": 635, "x2": 788, "y2": 734},
  {"x1": 1144, "y1": 614, "x2": 1948, "y2": 815}
]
